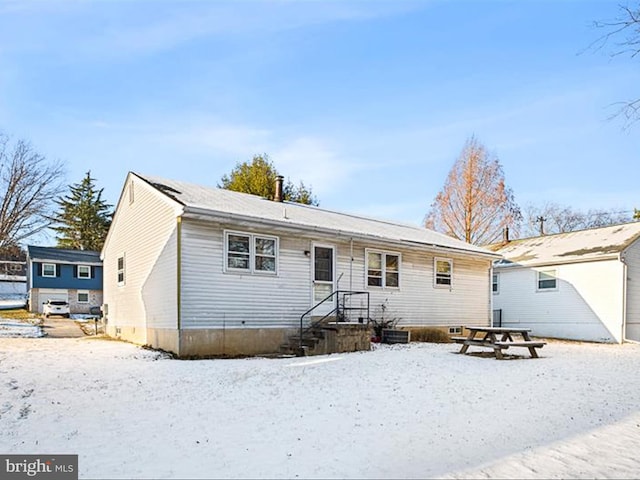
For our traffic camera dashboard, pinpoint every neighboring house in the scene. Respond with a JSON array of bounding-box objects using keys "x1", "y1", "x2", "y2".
[
  {"x1": 0, "y1": 260, "x2": 27, "y2": 297},
  {"x1": 101, "y1": 172, "x2": 501, "y2": 358},
  {"x1": 27, "y1": 246, "x2": 104, "y2": 314},
  {"x1": 489, "y1": 223, "x2": 640, "y2": 343}
]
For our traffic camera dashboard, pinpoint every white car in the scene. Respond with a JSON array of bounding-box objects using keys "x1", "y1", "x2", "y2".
[{"x1": 43, "y1": 300, "x2": 70, "y2": 318}]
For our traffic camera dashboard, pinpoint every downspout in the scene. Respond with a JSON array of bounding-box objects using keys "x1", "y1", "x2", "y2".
[
  {"x1": 177, "y1": 216, "x2": 183, "y2": 353},
  {"x1": 349, "y1": 238, "x2": 353, "y2": 292},
  {"x1": 621, "y1": 252, "x2": 630, "y2": 344},
  {"x1": 489, "y1": 263, "x2": 493, "y2": 327}
]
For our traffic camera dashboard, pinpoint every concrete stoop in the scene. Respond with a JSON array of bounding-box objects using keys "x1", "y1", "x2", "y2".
[{"x1": 281, "y1": 323, "x2": 371, "y2": 356}]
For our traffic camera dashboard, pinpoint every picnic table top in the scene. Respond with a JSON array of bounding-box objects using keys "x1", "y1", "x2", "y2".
[{"x1": 465, "y1": 326, "x2": 531, "y2": 334}]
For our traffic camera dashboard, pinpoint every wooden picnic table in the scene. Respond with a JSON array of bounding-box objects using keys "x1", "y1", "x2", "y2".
[{"x1": 452, "y1": 326, "x2": 546, "y2": 359}]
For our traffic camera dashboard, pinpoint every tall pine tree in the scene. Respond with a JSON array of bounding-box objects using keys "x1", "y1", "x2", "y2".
[{"x1": 51, "y1": 171, "x2": 113, "y2": 251}]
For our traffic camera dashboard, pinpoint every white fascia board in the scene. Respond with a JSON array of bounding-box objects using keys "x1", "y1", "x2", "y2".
[{"x1": 493, "y1": 254, "x2": 621, "y2": 270}]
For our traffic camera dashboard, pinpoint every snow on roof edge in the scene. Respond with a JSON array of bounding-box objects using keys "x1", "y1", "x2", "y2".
[{"x1": 135, "y1": 172, "x2": 500, "y2": 258}]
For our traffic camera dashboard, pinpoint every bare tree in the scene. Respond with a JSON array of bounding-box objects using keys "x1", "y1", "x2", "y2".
[
  {"x1": 0, "y1": 133, "x2": 65, "y2": 249},
  {"x1": 591, "y1": 3, "x2": 640, "y2": 128},
  {"x1": 521, "y1": 202, "x2": 633, "y2": 237},
  {"x1": 425, "y1": 136, "x2": 521, "y2": 245}
]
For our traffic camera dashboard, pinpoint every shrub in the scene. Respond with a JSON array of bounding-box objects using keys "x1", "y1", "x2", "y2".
[{"x1": 410, "y1": 328, "x2": 452, "y2": 343}]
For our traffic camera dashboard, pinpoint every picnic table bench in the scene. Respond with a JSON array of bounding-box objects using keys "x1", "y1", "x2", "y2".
[{"x1": 452, "y1": 326, "x2": 546, "y2": 359}]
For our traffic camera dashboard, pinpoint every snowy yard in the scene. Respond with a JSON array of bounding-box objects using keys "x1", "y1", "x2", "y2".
[{"x1": 1, "y1": 337, "x2": 640, "y2": 479}]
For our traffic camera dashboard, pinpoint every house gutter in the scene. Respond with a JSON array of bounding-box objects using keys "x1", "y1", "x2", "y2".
[
  {"x1": 181, "y1": 206, "x2": 501, "y2": 261},
  {"x1": 493, "y1": 254, "x2": 621, "y2": 270}
]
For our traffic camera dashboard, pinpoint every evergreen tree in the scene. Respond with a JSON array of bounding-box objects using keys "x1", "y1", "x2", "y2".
[
  {"x1": 219, "y1": 154, "x2": 319, "y2": 205},
  {"x1": 51, "y1": 171, "x2": 113, "y2": 251}
]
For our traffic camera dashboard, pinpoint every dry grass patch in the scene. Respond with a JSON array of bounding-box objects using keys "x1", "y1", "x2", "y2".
[
  {"x1": 409, "y1": 327, "x2": 452, "y2": 343},
  {"x1": 0, "y1": 308, "x2": 40, "y2": 322}
]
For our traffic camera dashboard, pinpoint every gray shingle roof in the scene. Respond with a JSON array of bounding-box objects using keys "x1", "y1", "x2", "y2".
[
  {"x1": 27, "y1": 246, "x2": 102, "y2": 265},
  {"x1": 488, "y1": 222, "x2": 640, "y2": 267},
  {"x1": 136, "y1": 173, "x2": 499, "y2": 258}
]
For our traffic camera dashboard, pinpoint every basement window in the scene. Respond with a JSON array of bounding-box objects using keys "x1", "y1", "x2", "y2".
[
  {"x1": 449, "y1": 326, "x2": 462, "y2": 335},
  {"x1": 77, "y1": 291, "x2": 90, "y2": 303}
]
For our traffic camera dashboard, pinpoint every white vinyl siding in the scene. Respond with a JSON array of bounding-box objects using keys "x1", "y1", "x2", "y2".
[
  {"x1": 180, "y1": 224, "x2": 492, "y2": 329},
  {"x1": 102, "y1": 175, "x2": 180, "y2": 334},
  {"x1": 181, "y1": 220, "x2": 308, "y2": 329},
  {"x1": 494, "y1": 261, "x2": 624, "y2": 343}
]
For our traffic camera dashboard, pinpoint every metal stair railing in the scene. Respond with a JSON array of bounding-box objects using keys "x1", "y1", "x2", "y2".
[{"x1": 298, "y1": 290, "x2": 370, "y2": 352}]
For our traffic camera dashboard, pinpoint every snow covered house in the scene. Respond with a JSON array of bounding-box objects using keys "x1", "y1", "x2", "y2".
[
  {"x1": 101, "y1": 172, "x2": 501, "y2": 357},
  {"x1": 489, "y1": 223, "x2": 640, "y2": 343},
  {"x1": 27, "y1": 246, "x2": 104, "y2": 314}
]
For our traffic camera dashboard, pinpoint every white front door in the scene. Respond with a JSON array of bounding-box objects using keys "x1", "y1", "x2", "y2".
[{"x1": 312, "y1": 244, "x2": 336, "y2": 316}]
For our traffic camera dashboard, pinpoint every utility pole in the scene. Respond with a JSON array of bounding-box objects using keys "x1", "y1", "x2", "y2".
[{"x1": 536, "y1": 216, "x2": 546, "y2": 236}]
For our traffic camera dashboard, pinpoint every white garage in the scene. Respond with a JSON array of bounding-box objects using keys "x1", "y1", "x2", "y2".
[{"x1": 33, "y1": 288, "x2": 69, "y2": 314}]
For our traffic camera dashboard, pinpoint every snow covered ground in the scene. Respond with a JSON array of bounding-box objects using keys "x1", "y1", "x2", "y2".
[
  {"x1": 0, "y1": 321, "x2": 43, "y2": 338},
  {"x1": 1, "y1": 337, "x2": 639, "y2": 479}
]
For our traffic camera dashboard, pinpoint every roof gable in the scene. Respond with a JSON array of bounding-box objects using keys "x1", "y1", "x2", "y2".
[
  {"x1": 489, "y1": 222, "x2": 640, "y2": 267},
  {"x1": 134, "y1": 172, "x2": 499, "y2": 258}
]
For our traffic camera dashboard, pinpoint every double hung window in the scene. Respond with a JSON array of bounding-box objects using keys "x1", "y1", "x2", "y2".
[{"x1": 226, "y1": 231, "x2": 278, "y2": 274}]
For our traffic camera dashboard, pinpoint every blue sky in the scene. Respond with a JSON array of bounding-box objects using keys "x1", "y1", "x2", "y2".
[{"x1": 0, "y1": 0, "x2": 638, "y2": 234}]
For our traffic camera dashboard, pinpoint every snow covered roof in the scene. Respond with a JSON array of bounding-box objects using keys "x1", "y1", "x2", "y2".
[
  {"x1": 27, "y1": 246, "x2": 102, "y2": 266},
  {"x1": 135, "y1": 173, "x2": 499, "y2": 258},
  {"x1": 488, "y1": 222, "x2": 640, "y2": 268}
]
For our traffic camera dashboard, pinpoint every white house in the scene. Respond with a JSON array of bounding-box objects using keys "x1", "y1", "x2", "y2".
[
  {"x1": 101, "y1": 172, "x2": 501, "y2": 357},
  {"x1": 490, "y1": 223, "x2": 640, "y2": 343}
]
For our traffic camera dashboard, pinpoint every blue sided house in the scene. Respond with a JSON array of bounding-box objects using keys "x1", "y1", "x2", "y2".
[{"x1": 27, "y1": 246, "x2": 103, "y2": 314}]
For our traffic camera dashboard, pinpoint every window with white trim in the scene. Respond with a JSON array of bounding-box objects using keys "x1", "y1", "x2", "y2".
[
  {"x1": 225, "y1": 231, "x2": 278, "y2": 274},
  {"x1": 77, "y1": 291, "x2": 90, "y2": 303},
  {"x1": 492, "y1": 272, "x2": 499, "y2": 294},
  {"x1": 117, "y1": 256, "x2": 125, "y2": 286},
  {"x1": 434, "y1": 258, "x2": 452, "y2": 287},
  {"x1": 537, "y1": 269, "x2": 557, "y2": 291},
  {"x1": 78, "y1": 265, "x2": 91, "y2": 279},
  {"x1": 43, "y1": 263, "x2": 56, "y2": 277},
  {"x1": 366, "y1": 250, "x2": 400, "y2": 288}
]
